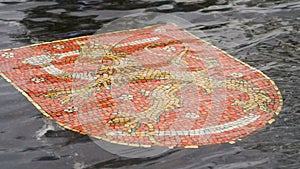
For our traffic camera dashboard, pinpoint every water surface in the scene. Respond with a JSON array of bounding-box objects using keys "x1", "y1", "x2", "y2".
[{"x1": 0, "y1": 0, "x2": 299, "y2": 169}]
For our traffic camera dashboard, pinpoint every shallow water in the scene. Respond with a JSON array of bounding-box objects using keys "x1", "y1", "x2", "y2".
[{"x1": 0, "y1": 0, "x2": 299, "y2": 169}]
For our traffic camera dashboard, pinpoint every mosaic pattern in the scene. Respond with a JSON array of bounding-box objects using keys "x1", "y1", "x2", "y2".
[{"x1": 0, "y1": 24, "x2": 282, "y2": 148}]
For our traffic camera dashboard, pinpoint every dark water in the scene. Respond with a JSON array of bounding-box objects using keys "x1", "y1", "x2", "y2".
[{"x1": 0, "y1": 0, "x2": 299, "y2": 168}]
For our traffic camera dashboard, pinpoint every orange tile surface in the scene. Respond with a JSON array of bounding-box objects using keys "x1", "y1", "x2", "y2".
[{"x1": 0, "y1": 24, "x2": 282, "y2": 148}]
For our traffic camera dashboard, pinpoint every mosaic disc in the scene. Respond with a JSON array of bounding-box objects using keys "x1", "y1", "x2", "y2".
[{"x1": 0, "y1": 24, "x2": 282, "y2": 149}]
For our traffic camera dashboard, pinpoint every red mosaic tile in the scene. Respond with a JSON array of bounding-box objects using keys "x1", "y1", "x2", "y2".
[{"x1": 0, "y1": 24, "x2": 282, "y2": 148}]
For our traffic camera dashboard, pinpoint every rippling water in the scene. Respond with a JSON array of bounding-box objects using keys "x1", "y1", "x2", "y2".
[{"x1": 0, "y1": 0, "x2": 299, "y2": 169}]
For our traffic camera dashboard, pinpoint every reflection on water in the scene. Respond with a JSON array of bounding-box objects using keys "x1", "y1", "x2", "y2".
[{"x1": 0, "y1": 0, "x2": 299, "y2": 168}]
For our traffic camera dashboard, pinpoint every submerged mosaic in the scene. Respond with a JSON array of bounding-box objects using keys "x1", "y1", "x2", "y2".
[{"x1": 0, "y1": 24, "x2": 282, "y2": 148}]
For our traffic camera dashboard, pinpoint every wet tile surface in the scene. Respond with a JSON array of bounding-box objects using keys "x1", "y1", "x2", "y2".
[{"x1": 0, "y1": 24, "x2": 282, "y2": 148}]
